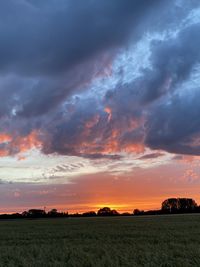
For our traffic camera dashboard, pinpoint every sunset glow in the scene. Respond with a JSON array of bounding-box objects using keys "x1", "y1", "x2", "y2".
[{"x1": 0, "y1": 1, "x2": 200, "y2": 214}]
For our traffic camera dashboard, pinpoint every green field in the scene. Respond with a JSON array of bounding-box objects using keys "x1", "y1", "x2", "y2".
[{"x1": 0, "y1": 215, "x2": 200, "y2": 267}]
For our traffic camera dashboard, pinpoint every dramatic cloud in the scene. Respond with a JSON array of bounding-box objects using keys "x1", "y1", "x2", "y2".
[
  {"x1": 145, "y1": 88, "x2": 200, "y2": 155},
  {"x1": 1, "y1": 0, "x2": 200, "y2": 161},
  {"x1": 0, "y1": 0, "x2": 161, "y2": 75},
  {"x1": 0, "y1": 0, "x2": 160, "y2": 119}
]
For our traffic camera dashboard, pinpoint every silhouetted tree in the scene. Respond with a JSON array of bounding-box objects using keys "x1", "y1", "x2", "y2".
[
  {"x1": 97, "y1": 207, "x2": 119, "y2": 216},
  {"x1": 82, "y1": 211, "x2": 96, "y2": 217},
  {"x1": 112, "y1": 210, "x2": 119, "y2": 215},
  {"x1": 22, "y1": 211, "x2": 29, "y2": 217},
  {"x1": 178, "y1": 198, "x2": 197, "y2": 211},
  {"x1": 162, "y1": 198, "x2": 178, "y2": 213},
  {"x1": 133, "y1": 209, "x2": 144, "y2": 215},
  {"x1": 48, "y1": 209, "x2": 58, "y2": 216},
  {"x1": 162, "y1": 198, "x2": 197, "y2": 213},
  {"x1": 28, "y1": 209, "x2": 46, "y2": 217}
]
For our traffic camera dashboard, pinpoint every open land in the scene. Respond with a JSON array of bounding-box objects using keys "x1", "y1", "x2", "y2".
[{"x1": 0, "y1": 214, "x2": 200, "y2": 267}]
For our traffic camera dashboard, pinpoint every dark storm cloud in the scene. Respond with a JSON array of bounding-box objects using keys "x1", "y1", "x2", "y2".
[
  {"x1": 101, "y1": 18, "x2": 200, "y2": 157},
  {"x1": 0, "y1": 55, "x2": 113, "y2": 118},
  {"x1": 103, "y1": 22, "x2": 200, "y2": 121},
  {"x1": 109, "y1": 22, "x2": 200, "y2": 108},
  {"x1": 141, "y1": 23, "x2": 200, "y2": 104},
  {"x1": 145, "y1": 90, "x2": 200, "y2": 155},
  {"x1": 41, "y1": 91, "x2": 146, "y2": 157},
  {"x1": 1, "y1": 0, "x2": 200, "y2": 158},
  {"x1": 41, "y1": 97, "x2": 110, "y2": 157},
  {"x1": 0, "y1": 0, "x2": 162, "y2": 119},
  {"x1": 0, "y1": 0, "x2": 160, "y2": 76}
]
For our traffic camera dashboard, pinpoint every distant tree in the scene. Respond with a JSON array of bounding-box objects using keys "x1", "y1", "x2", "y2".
[
  {"x1": 22, "y1": 211, "x2": 28, "y2": 217},
  {"x1": 82, "y1": 211, "x2": 96, "y2": 217},
  {"x1": 111, "y1": 209, "x2": 119, "y2": 216},
  {"x1": 97, "y1": 207, "x2": 111, "y2": 216},
  {"x1": 162, "y1": 198, "x2": 197, "y2": 213},
  {"x1": 97, "y1": 207, "x2": 119, "y2": 216},
  {"x1": 162, "y1": 198, "x2": 178, "y2": 213},
  {"x1": 48, "y1": 209, "x2": 58, "y2": 216},
  {"x1": 133, "y1": 209, "x2": 144, "y2": 215},
  {"x1": 28, "y1": 209, "x2": 46, "y2": 217},
  {"x1": 178, "y1": 198, "x2": 197, "y2": 211}
]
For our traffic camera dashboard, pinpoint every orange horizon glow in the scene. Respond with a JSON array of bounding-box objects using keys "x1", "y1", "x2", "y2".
[
  {"x1": 3, "y1": 194, "x2": 200, "y2": 215},
  {"x1": 0, "y1": 203, "x2": 161, "y2": 215},
  {"x1": 0, "y1": 154, "x2": 200, "y2": 215}
]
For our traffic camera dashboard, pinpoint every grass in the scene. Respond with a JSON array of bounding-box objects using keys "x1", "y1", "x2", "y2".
[{"x1": 0, "y1": 215, "x2": 200, "y2": 266}]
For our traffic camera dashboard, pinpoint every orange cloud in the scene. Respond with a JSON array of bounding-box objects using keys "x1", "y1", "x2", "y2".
[
  {"x1": 0, "y1": 149, "x2": 9, "y2": 157},
  {"x1": 104, "y1": 107, "x2": 112, "y2": 122},
  {"x1": 11, "y1": 130, "x2": 41, "y2": 153},
  {"x1": 0, "y1": 130, "x2": 42, "y2": 157},
  {"x1": 0, "y1": 133, "x2": 12, "y2": 144},
  {"x1": 75, "y1": 114, "x2": 144, "y2": 156},
  {"x1": 84, "y1": 114, "x2": 100, "y2": 137}
]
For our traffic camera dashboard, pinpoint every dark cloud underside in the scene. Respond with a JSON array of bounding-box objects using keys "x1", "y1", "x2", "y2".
[{"x1": 0, "y1": 0, "x2": 200, "y2": 158}]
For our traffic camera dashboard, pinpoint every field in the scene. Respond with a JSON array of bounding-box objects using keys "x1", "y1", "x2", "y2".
[{"x1": 0, "y1": 215, "x2": 200, "y2": 267}]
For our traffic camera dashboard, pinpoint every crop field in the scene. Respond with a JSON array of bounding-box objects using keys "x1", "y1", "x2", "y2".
[{"x1": 0, "y1": 215, "x2": 200, "y2": 267}]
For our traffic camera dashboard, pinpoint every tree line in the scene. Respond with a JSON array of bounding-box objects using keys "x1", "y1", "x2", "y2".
[
  {"x1": 134, "y1": 198, "x2": 199, "y2": 216},
  {"x1": 0, "y1": 198, "x2": 200, "y2": 219}
]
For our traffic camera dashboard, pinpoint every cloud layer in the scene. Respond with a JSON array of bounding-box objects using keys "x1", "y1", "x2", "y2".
[{"x1": 1, "y1": 0, "x2": 200, "y2": 159}]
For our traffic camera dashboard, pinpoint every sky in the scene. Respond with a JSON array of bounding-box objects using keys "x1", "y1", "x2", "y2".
[{"x1": 1, "y1": 0, "x2": 200, "y2": 213}]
